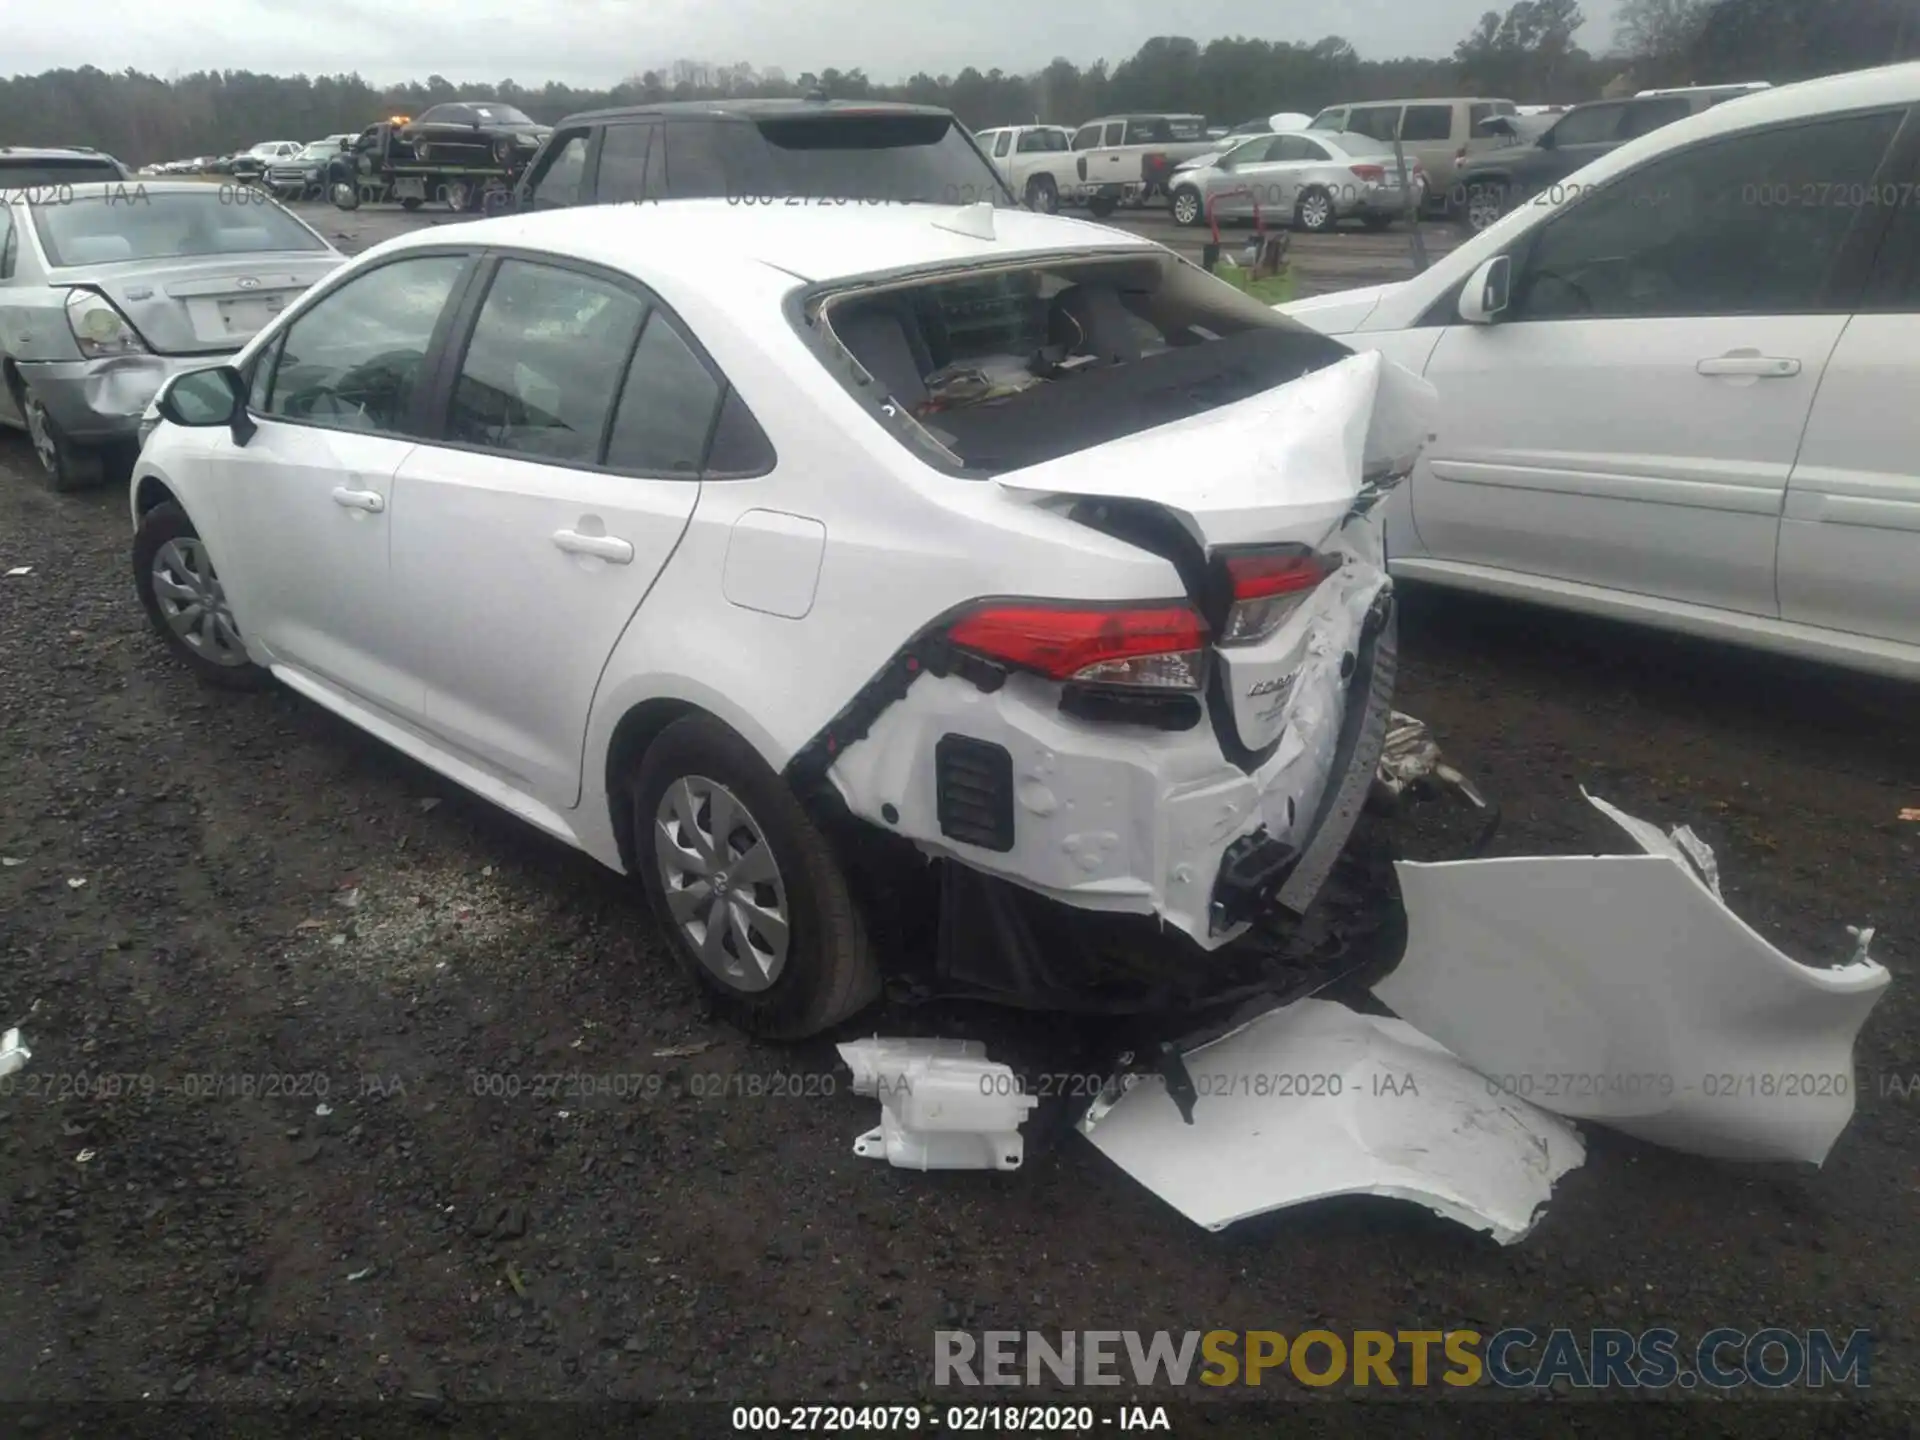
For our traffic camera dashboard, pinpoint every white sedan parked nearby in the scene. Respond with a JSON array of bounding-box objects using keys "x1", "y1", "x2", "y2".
[
  {"x1": 128, "y1": 200, "x2": 1432, "y2": 1038},
  {"x1": 1281, "y1": 61, "x2": 1920, "y2": 681}
]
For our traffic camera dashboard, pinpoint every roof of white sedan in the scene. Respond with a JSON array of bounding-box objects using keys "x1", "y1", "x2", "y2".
[{"x1": 380, "y1": 200, "x2": 1160, "y2": 286}]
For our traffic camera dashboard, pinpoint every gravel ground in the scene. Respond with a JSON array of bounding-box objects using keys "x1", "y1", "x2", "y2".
[{"x1": 0, "y1": 205, "x2": 1914, "y2": 1423}]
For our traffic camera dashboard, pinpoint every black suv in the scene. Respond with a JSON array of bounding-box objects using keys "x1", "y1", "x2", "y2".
[
  {"x1": 0, "y1": 146, "x2": 133, "y2": 188},
  {"x1": 512, "y1": 99, "x2": 1015, "y2": 212},
  {"x1": 1452, "y1": 86, "x2": 1764, "y2": 231}
]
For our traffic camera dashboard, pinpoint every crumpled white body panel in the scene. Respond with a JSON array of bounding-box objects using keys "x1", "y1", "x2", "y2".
[
  {"x1": 1380, "y1": 794, "x2": 1891, "y2": 1164},
  {"x1": 1077, "y1": 998, "x2": 1585, "y2": 1243}
]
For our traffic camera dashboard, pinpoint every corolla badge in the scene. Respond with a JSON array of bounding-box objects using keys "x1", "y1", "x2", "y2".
[
  {"x1": 1247, "y1": 676, "x2": 1292, "y2": 699},
  {"x1": 235, "y1": 277, "x2": 259, "y2": 289}
]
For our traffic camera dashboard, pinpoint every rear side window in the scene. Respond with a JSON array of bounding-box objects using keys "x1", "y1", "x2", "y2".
[
  {"x1": 1550, "y1": 104, "x2": 1628, "y2": 146},
  {"x1": 447, "y1": 259, "x2": 647, "y2": 465},
  {"x1": 1401, "y1": 104, "x2": 1454, "y2": 142},
  {"x1": 604, "y1": 313, "x2": 723, "y2": 474},
  {"x1": 595, "y1": 122, "x2": 655, "y2": 202},
  {"x1": 1274, "y1": 135, "x2": 1329, "y2": 163},
  {"x1": 1469, "y1": 103, "x2": 1498, "y2": 132},
  {"x1": 1620, "y1": 98, "x2": 1691, "y2": 139}
]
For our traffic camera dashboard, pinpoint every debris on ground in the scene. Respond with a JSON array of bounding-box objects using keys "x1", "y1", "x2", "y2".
[
  {"x1": 652, "y1": 1040, "x2": 715, "y2": 1059},
  {"x1": 1377, "y1": 712, "x2": 1488, "y2": 810},
  {"x1": 839, "y1": 1038, "x2": 1038, "y2": 1171},
  {"x1": 0, "y1": 1027, "x2": 30, "y2": 1080}
]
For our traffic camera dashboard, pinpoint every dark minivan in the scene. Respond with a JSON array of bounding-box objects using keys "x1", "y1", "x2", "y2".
[{"x1": 513, "y1": 99, "x2": 1017, "y2": 213}]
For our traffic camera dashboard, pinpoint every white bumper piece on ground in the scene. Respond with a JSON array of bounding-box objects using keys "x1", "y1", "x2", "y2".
[
  {"x1": 1076, "y1": 998, "x2": 1585, "y2": 1243},
  {"x1": 1379, "y1": 791, "x2": 1891, "y2": 1164},
  {"x1": 839, "y1": 1038, "x2": 1039, "y2": 1172}
]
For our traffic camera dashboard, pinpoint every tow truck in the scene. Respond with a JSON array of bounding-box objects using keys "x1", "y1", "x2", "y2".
[{"x1": 326, "y1": 113, "x2": 537, "y2": 214}]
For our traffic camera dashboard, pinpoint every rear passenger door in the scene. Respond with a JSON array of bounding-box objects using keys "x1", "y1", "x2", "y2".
[
  {"x1": 1777, "y1": 132, "x2": 1920, "y2": 648},
  {"x1": 390, "y1": 254, "x2": 725, "y2": 806}
]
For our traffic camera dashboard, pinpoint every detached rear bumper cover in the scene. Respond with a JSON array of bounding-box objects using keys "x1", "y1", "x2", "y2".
[
  {"x1": 1078, "y1": 998, "x2": 1585, "y2": 1243},
  {"x1": 1379, "y1": 791, "x2": 1892, "y2": 1165}
]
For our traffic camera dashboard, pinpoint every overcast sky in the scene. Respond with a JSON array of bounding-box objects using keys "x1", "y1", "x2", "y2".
[{"x1": 7, "y1": 0, "x2": 1630, "y2": 88}]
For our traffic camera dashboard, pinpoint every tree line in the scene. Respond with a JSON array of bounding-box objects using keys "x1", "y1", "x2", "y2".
[{"x1": 1, "y1": 0, "x2": 1913, "y2": 165}]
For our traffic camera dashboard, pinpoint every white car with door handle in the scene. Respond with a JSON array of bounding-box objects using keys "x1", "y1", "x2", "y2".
[
  {"x1": 1280, "y1": 62, "x2": 1920, "y2": 681},
  {"x1": 128, "y1": 200, "x2": 1434, "y2": 1039}
]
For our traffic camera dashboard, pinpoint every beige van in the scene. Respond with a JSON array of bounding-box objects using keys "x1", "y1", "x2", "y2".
[{"x1": 1305, "y1": 97, "x2": 1517, "y2": 209}]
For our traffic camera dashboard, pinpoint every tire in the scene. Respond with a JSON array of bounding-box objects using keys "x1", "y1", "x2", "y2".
[
  {"x1": 131, "y1": 501, "x2": 271, "y2": 690},
  {"x1": 1293, "y1": 185, "x2": 1336, "y2": 233},
  {"x1": 1461, "y1": 180, "x2": 1508, "y2": 233},
  {"x1": 399, "y1": 197, "x2": 423, "y2": 212},
  {"x1": 1087, "y1": 195, "x2": 1117, "y2": 219},
  {"x1": 21, "y1": 388, "x2": 105, "y2": 492},
  {"x1": 1170, "y1": 185, "x2": 1204, "y2": 227},
  {"x1": 329, "y1": 176, "x2": 360, "y2": 211},
  {"x1": 632, "y1": 715, "x2": 879, "y2": 1040},
  {"x1": 1024, "y1": 175, "x2": 1058, "y2": 214}
]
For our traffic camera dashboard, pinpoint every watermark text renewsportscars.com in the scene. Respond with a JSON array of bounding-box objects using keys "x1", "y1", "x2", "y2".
[{"x1": 934, "y1": 1327, "x2": 1872, "y2": 1390}]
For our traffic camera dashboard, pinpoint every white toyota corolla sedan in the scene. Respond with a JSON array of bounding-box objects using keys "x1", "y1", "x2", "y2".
[
  {"x1": 129, "y1": 200, "x2": 1433, "y2": 1038},
  {"x1": 1278, "y1": 62, "x2": 1920, "y2": 682}
]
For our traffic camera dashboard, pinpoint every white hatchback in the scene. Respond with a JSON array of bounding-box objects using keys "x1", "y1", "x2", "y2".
[
  {"x1": 1281, "y1": 62, "x2": 1920, "y2": 682},
  {"x1": 129, "y1": 201, "x2": 1431, "y2": 1038}
]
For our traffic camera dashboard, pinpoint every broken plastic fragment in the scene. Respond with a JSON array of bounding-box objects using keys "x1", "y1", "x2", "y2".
[
  {"x1": 1077, "y1": 999, "x2": 1584, "y2": 1243},
  {"x1": 837, "y1": 1038, "x2": 1038, "y2": 1171},
  {"x1": 1379, "y1": 792, "x2": 1892, "y2": 1164},
  {"x1": 5, "y1": 566, "x2": 30, "y2": 577},
  {"x1": 1377, "y1": 712, "x2": 1488, "y2": 809},
  {"x1": 1846, "y1": 926, "x2": 1876, "y2": 968},
  {"x1": 67, "y1": 877, "x2": 86, "y2": 890},
  {"x1": 1582, "y1": 788, "x2": 1721, "y2": 897},
  {"x1": 0, "y1": 1028, "x2": 30, "y2": 1080}
]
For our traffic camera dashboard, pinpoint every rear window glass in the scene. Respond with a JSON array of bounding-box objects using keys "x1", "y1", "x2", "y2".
[
  {"x1": 808, "y1": 255, "x2": 1353, "y2": 475},
  {"x1": 656, "y1": 115, "x2": 1011, "y2": 207},
  {"x1": 1, "y1": 158, "x2": 122, "y2": 188},
  {"x1": 31, "y1": 190, "x2": 326, "y2": 266}
]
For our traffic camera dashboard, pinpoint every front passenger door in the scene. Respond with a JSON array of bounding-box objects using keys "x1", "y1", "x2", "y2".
[{"x1": 391, "y1": 256, "x2": 723, "y2": 805}]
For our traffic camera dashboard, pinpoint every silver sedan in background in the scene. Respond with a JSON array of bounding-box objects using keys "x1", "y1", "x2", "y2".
[
  {"x1": 1167, "y1": 130, "x2": 1427, "y2": 232},
  {"x1": 0, "y1": 181, "x2": 344, "y2": 489}
]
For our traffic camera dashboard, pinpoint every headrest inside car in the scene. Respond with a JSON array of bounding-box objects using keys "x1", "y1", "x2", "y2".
[
  {"x1": 832, "y1": 306, "x2": 929, "y2": 409},
  {"x1": 1048, "y1": 284, "x2": 1141, "y2": 365}
]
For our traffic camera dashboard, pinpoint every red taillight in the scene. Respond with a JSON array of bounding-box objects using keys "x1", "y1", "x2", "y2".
[
  {"x1": 1350, "y1": 163, "x2": 1387, "y2": 183},
  {"x1": 947, "y1": 601, "x2": 1208, "y2": 691},
  {"x1": 1219, "y1": 547, "x2": 1340, "y2": 646}
]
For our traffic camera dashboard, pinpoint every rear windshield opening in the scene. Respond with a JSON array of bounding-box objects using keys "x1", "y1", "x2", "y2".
[
  {"x1": 813, "y1": 254, "x2": 1353, "y2": 473},
  {"x1": 32, "y1": 191, "x2": 326, "y2": 267},
  {"x1": 1, "y1": 159, "x2": 122, "y2": 187},
  {"x1": 731, "y1": 115, "x2": 1012, "y2": 206}
]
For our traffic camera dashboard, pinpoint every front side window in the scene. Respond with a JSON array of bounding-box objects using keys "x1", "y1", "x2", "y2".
[
  {"x1": 528, "y1": 131, "x2": 589, "y2": 208},
  {"x1": 1348, "y1": 107, "x2": 1402, "y2": 141},
  {"x1": 1401, "y1": 104, "x2": 1454, "y2": 142},
  {"x1": 1308, "y1": 108, "x2": 1344, "y2": 130},
  {"x1": 1620, "y1": 98, "x2": 1692, "y2": 140},
  {"x1": 1511, "y1": 110, "x2": 1905, "y2": 322},
  {"x1": 1549, "y1": 104, "x2": 1628, "y2": 147},
  {"x1": 447, "y1": 259, "x2": 647, "y2": 464},
  {"x1": 603, "y1": 312, "x2": 724, "y2": 474},
  {"x1": 261, "y1": 254, "x2": 467, "y2": 433},
  {"x1": 1016, "y1": 130, "x2": 1062, "y2": 154},
  {"x1": 31, "y1": 191, "x2": 326, "y2": 267},
  {"x1": 1103, "y1": 122, "x2": 1125, "y2": 146}
]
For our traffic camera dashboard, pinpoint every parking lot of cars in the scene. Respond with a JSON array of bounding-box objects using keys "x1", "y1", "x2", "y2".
[{"x1": 0, "y1": 88, "x2": 1916, "y2": 1408}]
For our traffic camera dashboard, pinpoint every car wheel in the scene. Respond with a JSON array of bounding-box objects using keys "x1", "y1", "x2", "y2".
[
  {"x1": 1024, "y1": 175, "x2": 1058, "y2": 214},
  {"x1": 1170, "y1": 186, "x2": 1204, "y2": 227},
  {"x1": 399, "y1": 197, "x2": 423, "y2": 212},
  {"x1": 132, "y1": 502, "x2": 270, "y2": 689},
  {"x1": 1087, "y1": 196, "x2": 1117, "y2": 219},
  {"x1": 632, "y1": 715, "x2": 879, "y2": 1041},
  {"x1": 22, "y1": 389, "x2": 104, "y2": 492},
  {"x1": 330, "y1": 178, "x2": 360, "y2": 210},
  {"x1": 1293, "y1": 185, "x2": 1336, "y2": 233},
  {"x1": 1463, "y1": 181, "x2": 1508, "y2": 233}
]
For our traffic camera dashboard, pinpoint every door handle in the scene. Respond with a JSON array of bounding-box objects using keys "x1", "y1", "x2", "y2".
[
  {"x1": 552, "y1": 529, "x2": 634, "y2": 564},
  {"x1": 330, "y1": 487, "x2": 385, "y2": 512},
  {"x1": 1697, "y1": 354, "x2": 1801, "y2": 378}
]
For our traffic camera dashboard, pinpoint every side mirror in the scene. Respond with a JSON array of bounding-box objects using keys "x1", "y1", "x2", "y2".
[
  {"x1": 157, "y1": 365, "x2": 254, "y2": 444},
  {"x1": 1457, "y1": 254, "x2": 1512, "y2": 325}
]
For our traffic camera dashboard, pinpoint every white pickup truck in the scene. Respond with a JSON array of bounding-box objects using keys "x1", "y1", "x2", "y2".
[
  {"x1": 1067, "y1": 113, "x2": 1216, "y2": 216},
  {"x1": 971, "y1": 124, "x2": 1080, "y2": 212}
]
